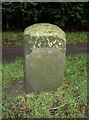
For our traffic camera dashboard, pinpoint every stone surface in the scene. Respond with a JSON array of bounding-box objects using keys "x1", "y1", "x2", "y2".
[{"x1": 24, "y1": 23, "x2": 66, "y2": 93}]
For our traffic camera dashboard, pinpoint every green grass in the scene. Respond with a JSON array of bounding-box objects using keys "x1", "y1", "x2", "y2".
[
  {"x1": 2, "y1": 32, "x2": 23, "y2": 46},
  {"x1": 2, "y1": 54, "x2": 88, "y2": 118},
  {"x1": 2, "y1": 31, "x2": 88, "y2": 46},
  {"x1": 66, "y1": 31, "x2": 88, "y2": 44},
  {"x1": 2, "y1": 58, "x2": 24, "y2": 89}
]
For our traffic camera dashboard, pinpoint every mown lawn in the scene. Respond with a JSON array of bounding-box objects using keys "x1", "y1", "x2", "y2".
[
  {"x1": 2, "y1": 31, "x2": 88, "y2": 46},
  {"x1": 2, "y1": 54, "x2": 88, "y2": 118}
]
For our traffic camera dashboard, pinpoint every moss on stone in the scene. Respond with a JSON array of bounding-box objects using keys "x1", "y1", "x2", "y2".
[{"x1": 24, "y1": 23, "x2": 66, "y2": 39}]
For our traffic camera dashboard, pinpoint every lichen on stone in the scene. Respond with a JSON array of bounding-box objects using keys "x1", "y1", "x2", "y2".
[{"x1": 24, "y1": 23, "x2": 66, "y2": 55}]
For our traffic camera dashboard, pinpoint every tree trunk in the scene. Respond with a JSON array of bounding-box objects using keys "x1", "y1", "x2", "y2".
[{"x1": 6, "y1": 17, "x2": 9, "y2": 29}]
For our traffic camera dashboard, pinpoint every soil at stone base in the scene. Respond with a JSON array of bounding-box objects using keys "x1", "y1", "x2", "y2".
[
  {"x1": 8, "y1": 78, "x2": 25, "y2": 95},
  {"x1": 10, "y1": 78, "x2": 24, "y2": 94}
]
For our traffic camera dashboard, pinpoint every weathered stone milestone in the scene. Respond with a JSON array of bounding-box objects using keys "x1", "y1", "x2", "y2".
[{"x1": 24, "y1": 23, "x2": 66, "y2": 93}]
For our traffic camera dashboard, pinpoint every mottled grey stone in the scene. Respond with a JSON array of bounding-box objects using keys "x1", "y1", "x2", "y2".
[{"x1": 24, "y1": 23, "x2": 66, "y2": 93}]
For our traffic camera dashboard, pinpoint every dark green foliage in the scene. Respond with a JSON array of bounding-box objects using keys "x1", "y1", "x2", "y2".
[
  {"x1": 2, "y1": 2, "x2": 89, "y2": 31},
  {"x1": 64, "y1": 3, "x2": 89, "y2": 31},
  {"x1": 2, "y1": 2, "x2": 22, "y2": 30}
]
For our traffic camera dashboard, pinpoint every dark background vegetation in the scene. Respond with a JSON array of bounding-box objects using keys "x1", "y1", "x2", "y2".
[{"x1": 2, "y1": 2, "x2": 89, "y2": 32}]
